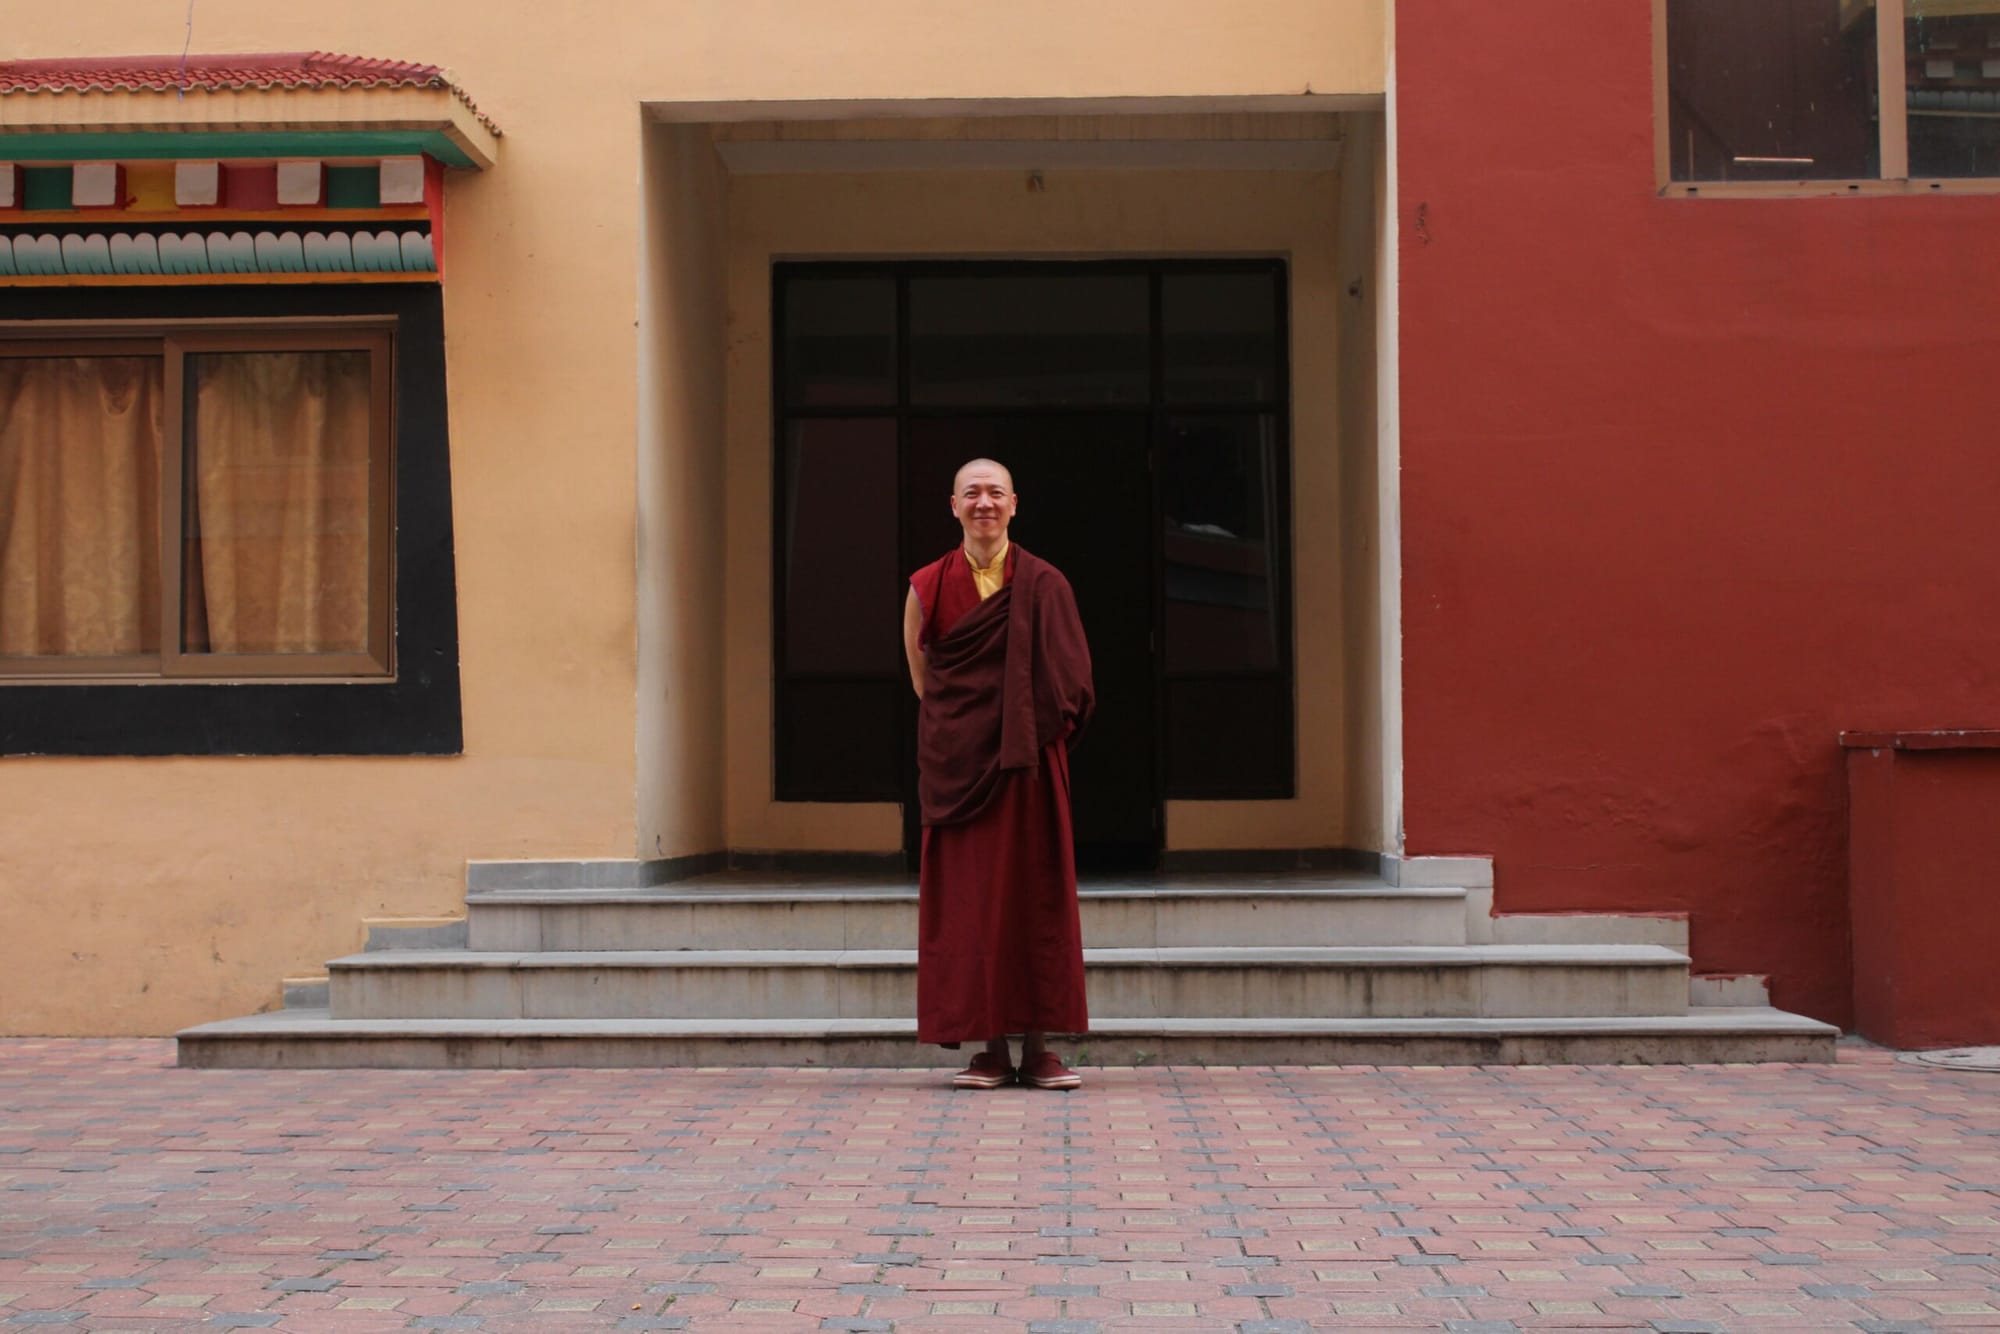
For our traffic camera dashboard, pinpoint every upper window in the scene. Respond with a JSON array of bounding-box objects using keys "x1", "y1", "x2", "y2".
[
  {"x1": 0, "y1": 324, "x2": 393, "y2": 681},
  {"x1": 1663, "y1": 0, "x2": 2000, "y2": 186}
]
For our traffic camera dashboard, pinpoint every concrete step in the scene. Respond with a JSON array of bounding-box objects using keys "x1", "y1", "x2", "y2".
[
  {"x1": 324, "y1": 944, "x2": 1692, "y2": 1022},
  {"x1": 464, "y1": 874, "x2": 1471, "y2": 951},
  {"x1": 176, "y1": 1006, "x2": 1839, "y2": 1069}
]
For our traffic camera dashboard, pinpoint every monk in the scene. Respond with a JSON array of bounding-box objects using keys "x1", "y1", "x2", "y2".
[{"x1": 902, "y1": 458, "x2": 1095, "y2": 1091}]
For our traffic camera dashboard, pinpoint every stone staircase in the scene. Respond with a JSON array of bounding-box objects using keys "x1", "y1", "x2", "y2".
[{"x1": 175, "y1": 867, "x2": 1839, "y2": 1068}]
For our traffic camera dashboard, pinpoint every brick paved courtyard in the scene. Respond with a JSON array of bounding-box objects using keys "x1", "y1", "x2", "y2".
[{"x1": 1, "y1": 1041, "x2": 1996, "y2": 1331}]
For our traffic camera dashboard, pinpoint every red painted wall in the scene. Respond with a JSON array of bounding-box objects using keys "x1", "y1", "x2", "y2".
[{"x1": 1396, "y1": 1, "x2": 2000, "y2": 1026}]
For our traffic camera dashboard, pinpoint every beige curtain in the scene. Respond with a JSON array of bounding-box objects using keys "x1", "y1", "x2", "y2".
[
  {"x1": 184, "y1": 350, "x2": 371, "y2": 655},
  {"x1": 0, "y1": 357, "x2": 163, "y2": 658}
]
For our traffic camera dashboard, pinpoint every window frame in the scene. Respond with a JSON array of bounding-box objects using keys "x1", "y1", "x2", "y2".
[
  {"x1": 1650, "y1": 0, "x2": 2000, "y2": 196},
  {"x1": 0, "y1": 317, "x2": 396, "y2": 684}
]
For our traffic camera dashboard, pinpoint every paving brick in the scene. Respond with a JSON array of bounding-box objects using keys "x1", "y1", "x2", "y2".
[{"x1": 0, "y1": 1041, "x2": 1995, "y2": 1330}]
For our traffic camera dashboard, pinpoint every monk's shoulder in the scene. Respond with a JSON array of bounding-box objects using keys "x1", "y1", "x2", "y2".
[{"x1": 908, "y1": 551, "x2": 956, "y2": 587}]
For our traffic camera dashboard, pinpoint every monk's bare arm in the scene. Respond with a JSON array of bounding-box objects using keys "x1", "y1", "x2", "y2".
[{"x1": 902, "y1": 588, "x2": 926, "y2": 698}]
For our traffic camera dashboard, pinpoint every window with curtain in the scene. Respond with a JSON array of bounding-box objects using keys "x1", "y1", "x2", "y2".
[{"x1": 0, "y1": 325, "x2": 393, "y2": 681}]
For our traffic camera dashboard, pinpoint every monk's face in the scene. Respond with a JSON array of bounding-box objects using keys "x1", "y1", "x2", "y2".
[{"x1": 950, "y1": 463, "x2": 1017, "y2": 542}]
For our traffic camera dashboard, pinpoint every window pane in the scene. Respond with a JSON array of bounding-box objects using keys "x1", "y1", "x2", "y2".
[
  {"x1": 1162, "y1": 414, "x2": 1280, "y2": 674},
  {"x1": 1905, "y1": 6, "x2": 2000, "y2": 176},
  {"x1": 0, "y1": 356, "x2": 163, "y2": 658},
  {"x1": 782, "y1": 417, "x2": 899, "y2": 675},
  {"x1": 782, "y1": 275, "x2": 897, "y2": 407},
  {"x1": 1667, "y1": 0, "x2": 1880, "y2": 182},
  {"x1": 182, "y1": 350, "x2": 373, "y2": 655},
  {"x1": 1163, "y1": 271, "x2": 1281, "y2": 403},
  {"x1": 910, "y1": 274, "x2": 1149, "y2": 406}
]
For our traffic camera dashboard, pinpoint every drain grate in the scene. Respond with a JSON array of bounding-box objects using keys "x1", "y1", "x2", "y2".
[{"x1": 1900, "y1": 1046, "x2": 2000, "y2": 1073}]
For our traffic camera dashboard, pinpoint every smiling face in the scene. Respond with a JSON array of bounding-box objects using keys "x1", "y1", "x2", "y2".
[{"x1": 950, "y1": 459, "x2": 1017, "y2": 544}]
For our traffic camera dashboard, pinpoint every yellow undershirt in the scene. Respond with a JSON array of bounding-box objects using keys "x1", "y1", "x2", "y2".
[{"x1": 965, "y1": 538, "x2": 1009, "y2": 601}]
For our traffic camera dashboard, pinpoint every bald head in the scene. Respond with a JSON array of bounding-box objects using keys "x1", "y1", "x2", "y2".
[{"x1": 953, "y1": 457, "x2": 1014, "y2": 495}]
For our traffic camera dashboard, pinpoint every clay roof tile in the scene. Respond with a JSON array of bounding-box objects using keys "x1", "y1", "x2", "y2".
[{"x1": 0, "y1": 52, "x2": 499, "y2": 137}]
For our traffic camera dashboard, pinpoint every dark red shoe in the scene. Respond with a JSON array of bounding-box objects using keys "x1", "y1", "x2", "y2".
[
  {"x1": 1020, "y1": 1052, "x2": 1082, "y2": 1090},
  {"x1": 951, "y1": 1051, "x2": 1016, "y2": 1089}
]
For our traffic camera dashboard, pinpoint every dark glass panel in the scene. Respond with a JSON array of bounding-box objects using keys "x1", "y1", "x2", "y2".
[
  {"x1": 781, "y1": 417, "x2": 899, "y2": 675},
  {"x1": 1161, "y1": 414, "x2": 1279, "y2": 674},
  {"x1": 776, "y1": 678, "x2": 902, "y2": 800},
  {"x1": 1165, "y1": 676, "x2": 1292, "y2": 798},
  {"x1": 1667, "y1": 0, "x2": 1880, "y2": 182},
  {"x1": 1163, "y1": 271, "x2": 1281, "y2": 403},
  {"x1": 908, "y1": 274, "x2": 1149, "y2": 406},
  {"x1": 1905, "y1": 9, "x2": 2000, "y2": 177},
  {"x1": 782, "y1": 276, "x2": 897, "y2": 407}
]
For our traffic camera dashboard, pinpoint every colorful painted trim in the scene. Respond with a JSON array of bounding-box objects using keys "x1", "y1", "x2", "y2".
[
  {"x1": 0, "y1": 158, "x2": 436, "y2": 213},
  {"x1": 0, "y1": 131, "x2": 482, "y2": 172},
  {"x1": 0, "y1": 228, "x2": 436, "y2": 278}
]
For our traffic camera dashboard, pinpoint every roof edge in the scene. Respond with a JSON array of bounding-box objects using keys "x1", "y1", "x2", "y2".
[{"x1": 0, "y1": 52, "x2": 499, "y2": 142}]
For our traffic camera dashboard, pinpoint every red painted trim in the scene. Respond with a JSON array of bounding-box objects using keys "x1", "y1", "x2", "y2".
[
  {"x1": 222, "y1": 163, "x2": 278, "y2": 212},
  {"x1": 423, "y1": 155, "x2": 445, "y2": 281}
]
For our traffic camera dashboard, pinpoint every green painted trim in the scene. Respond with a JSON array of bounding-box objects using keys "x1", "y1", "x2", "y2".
[
  {"x1": 0, "y1": 130, "x2": 477, "y2": 170},
  {"x1": 325, "y1": 165, "x2": 381, "y2": 209},
  {"x1": 21, "y1": 166, "x2": 71, "y2": 211}
]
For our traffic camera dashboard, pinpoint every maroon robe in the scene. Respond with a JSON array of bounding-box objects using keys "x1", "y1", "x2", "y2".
[{"x1": 910, "y1": 544, "x2": 1094, "y2": 1046}]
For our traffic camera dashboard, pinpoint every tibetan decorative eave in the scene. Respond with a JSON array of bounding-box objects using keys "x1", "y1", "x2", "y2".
[
  {"x1": 0, "y1": 53, "x2": 496, "y2": 286},
  {"x1": 0, "y1": 52, "x2": 499, "y2": 169}
]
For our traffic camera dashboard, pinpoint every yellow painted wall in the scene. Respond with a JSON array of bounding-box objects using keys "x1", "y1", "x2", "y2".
[
  {"x1": 1, "y1": 1, "x2": 1383, "y2": 1034},
  {"x1": 722, "y1": 164, "x2": 1359, "y2": 853}
]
